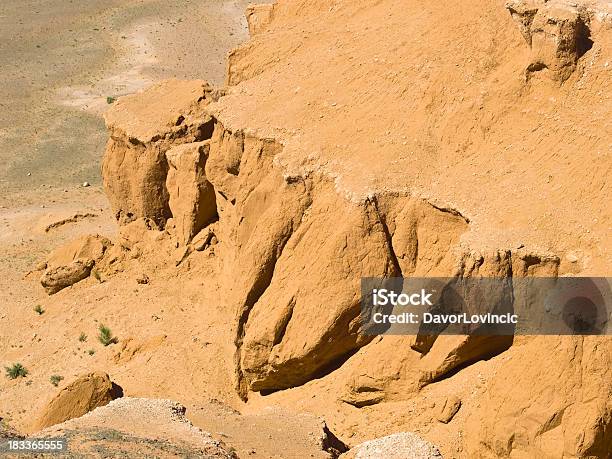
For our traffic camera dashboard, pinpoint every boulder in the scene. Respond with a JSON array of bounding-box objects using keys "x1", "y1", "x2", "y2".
[
  {"x1": 436, "y1": 396, "x2": 461, "y2": 424},
  {"x1": 192, "y1": 224, "x2": 218, "y2": 251},
  {"x1": 246, "y1": 4, "x2": 275, "y2": 36},
  {"x1": 165, "y1": 141, "x2": 217, "y2": 244},
  {"x1": 41, "y1": 259, "x2": 95, "y2": 295},
  {"x1": 528, "y1": 6, "x2": 592, "y2": 82},
  {"x1": 40, "y1": 235, "x2": 112, "y2": 294},
  {"x1": 341, "y1": 433, "x2": 443, "y2": 459},
  {"x1": 34, "y1": 372, "x2": 122, "y2": 430},
  {"x1": 102, "y1": 79, "x2": 219, "y2": 226},
  {"x1": 45, "y1": 235, "x2": 111, "y2": 270},
  {"x1": 506, "y1": 1, "x2": 594, "y2": 82}
]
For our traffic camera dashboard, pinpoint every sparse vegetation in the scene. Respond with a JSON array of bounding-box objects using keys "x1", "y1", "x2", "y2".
[
  {"x1": 88, "y1": 349, "x2": 95, "y2": 356},
  {"x1": 33, "y1": 304, "x2": 44, "y2": 315},
  {"x1": 106, "y1": 96, "x2": 116, "y2": 104},
  {"x1": 98, "y1": 324, "x2": 118, "y2": 346},
  {"x1": 5, "y1": 363, "x2": 28, "y2": 379},
  {"x1": 50, "y1": 374, "x2": 64, "y2": 386},
  {"x1": 79, "y1": 332, "x2": 88, "y2": 342}
]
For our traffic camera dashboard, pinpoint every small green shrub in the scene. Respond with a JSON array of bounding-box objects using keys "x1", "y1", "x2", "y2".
[
  {"x1": 33, "y1": 304, "x2": 44, "y2": 315},
  {"x1": 106, "y1": 96, "x2": 116, "y2": 104},
  {"x1": 50, "y1": 375, "x2": 64, "y2": 387},
  {"x1": 88, "y1": 349, "x2": 95, "y2": 355},
  {"x1": 98, "y1": 324, "x2": 117, "y2": 346},
  {"x1": 5, "y1": 363, "x2": 28, "y2": 379},
  {"x1": 78, "y1": 332, "x2": 87, "y2": 342}
]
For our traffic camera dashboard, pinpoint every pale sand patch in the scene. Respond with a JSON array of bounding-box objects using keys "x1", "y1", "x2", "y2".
[{"x1": 57, "y1": 24, "x2": 157, "y2": 115}]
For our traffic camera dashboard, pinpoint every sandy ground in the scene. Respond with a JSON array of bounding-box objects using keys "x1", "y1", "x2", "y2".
[{"x1": 0, "y1": 0, "x2": 250, "y2": 204}]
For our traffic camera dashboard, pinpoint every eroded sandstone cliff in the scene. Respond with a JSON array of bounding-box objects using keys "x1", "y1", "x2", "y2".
[{"x1": 86, "y1": 0, "x2": 612, "y2": 456}]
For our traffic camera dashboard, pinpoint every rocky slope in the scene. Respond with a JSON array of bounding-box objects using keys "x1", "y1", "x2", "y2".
[
  {"x1": 98, "y1": 0, "x2": 612, "y2": 456},
  {"x1": 2, "y1": 0, "x2": 611, "y2": 457}
]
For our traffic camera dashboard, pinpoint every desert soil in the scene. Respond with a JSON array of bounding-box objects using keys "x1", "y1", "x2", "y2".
[{"x1": 1, "y1": 1, "x2": 610, "y2": 458}]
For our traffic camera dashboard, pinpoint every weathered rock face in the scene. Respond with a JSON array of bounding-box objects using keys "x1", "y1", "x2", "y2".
[
  {"x1": 102, "y1": 79, "x2": 219, "y2": 226},
  {"x1": 168, "y1": 118, "x2": 570, "y2": 411},
  {"x1": 506, "y1": 0, "x2": 595, "y2": 82},
  {"x1": 41, "y1": 260, "x2": 94, "y2": 295},
  {"x1": 165, "y1": 141, "x2": 217, "y2": 245},
  {"x1": 45, "y1": 235, "x2": 112, "y2": 270},
  {"x1": 204, "y1": 123, "x2": 318, "y2": 395},
  {"x1": 339, "y1": 249, "x2": 554, "y2": 408},
  {"x1": 202, "y1": 126, "x2": 611, "y2": 456},
  {"x1": 238, "y1": 191, "x2": 397, "y2": 392},
  {"x1": 91, "y1": 0, "x2": 611, "y2": 453},
  {"x1": 204, "y1": 122, "x2": 470, "y2": 395},
  {"x1": 464, "y1": 335, "x2": 612, "y2": 458},
  {"x1": 200, "y1": 88, "x2": 588, "y2": 403},
  {"x1": 246, "y1": 3, "x2": 275, "y2": 36},
  {"x1": 34, "y1": 372, "x2": 122, "y2": 430},
  {"x1": 40, "y1": 235, "x2": 112, "y2": 294}
]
